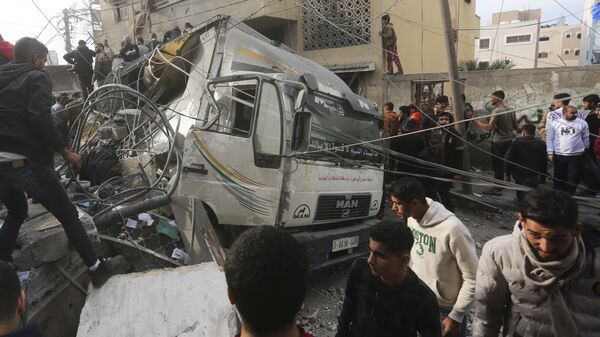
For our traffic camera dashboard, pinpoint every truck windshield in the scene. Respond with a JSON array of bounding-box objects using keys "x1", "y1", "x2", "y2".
[{"x1": 304, "y1": 94, "x2": 381, "y2": 164}]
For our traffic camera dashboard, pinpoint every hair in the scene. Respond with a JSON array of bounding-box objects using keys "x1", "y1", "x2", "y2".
[
  {"x1": 521, "y1": 123, "x2": 536, "y2": 136},
  {"x1": 0, "y1": 261, "x2": 21, "y2": 323},
  {"x1": 520, "y1": 190, "x2": 578, "y2": 229},
  {"x1": 184, "y1": 22, "x2": 193, "y2": 29},
  {"x1": 151, "y1": 32, "x2": 157, "y2": 39},
  {"x1": 583, "y1": 94, "x2": 600, "y2": 106},
  {"x1": 381, "y1": 14, "x2": 390, "y2": 22},
  {"x1": 491, "y1": 90, "x2": 505, "y2": 100},
  {"x1": 435, "y1": 95, "x2": 449, "y2": 104},
  {"x1": 225, "y1": 227, "x2": 308, "y2": 334},
  {"x1": 369, "y1": 220, "x2": 414, "y2": 253},
  {"x1": 384, "y1": 101, "x2": 394, "y2": 111},
  {"x1": 553, "y1": 92, "x2": 571, "y2": 106},
  {"x1": 390, "y1": 177, "x2": 427, "y2": 204},
  {"x1": 136, "y1": 37, "x2": 144, "y2": 44},
  {"x1": 399, "y1": 105, "x2": 411, "y2": 116},
  {"x1": 408, "y1": 103, "x2": 419, "y2": 111},
  {"x1": 402, "y1": 118, "x2": 417, "y2": 132},
  {"x1": 437, "y1": 110, "x2": 452, "y2": 119},
  {"x1": 13, "y1": 37, "x2": 48, "y2": 63},
  {"x1": 78, "y1": 40, "x2": 86, "y2": 46},
  {"x1": 96, "y1": 43, "x2": 104, "y2": 48}
]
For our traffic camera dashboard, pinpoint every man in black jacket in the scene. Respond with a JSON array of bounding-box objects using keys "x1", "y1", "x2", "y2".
[
  {"x1": 0, "y1": 261, "x2": 47, "y2": 337},
  {"x1": 63, "y1": 40, "x2": 96, "y2": 100},
  {"x1": 336, "y1": 221, "x2": 441, "y2": 337},
  {"x1": 506, "y1": 123, "x2": 547, "y2": 203},
  {"x1": 0, "y1": 37, "x2": 123, "y2": 287}
]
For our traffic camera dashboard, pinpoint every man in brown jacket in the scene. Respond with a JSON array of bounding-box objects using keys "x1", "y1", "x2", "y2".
[{"x1": 380, "y1": 14, "x2": 403, "y2": 75}]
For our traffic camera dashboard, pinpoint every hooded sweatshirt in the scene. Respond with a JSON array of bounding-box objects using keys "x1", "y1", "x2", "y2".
[
  {"x1": 0, "y1": 63, "x2": 66, "y2": 165},
  {"x1": 63, "y1": 44, "x2": 95, "y2": 75},
  {"x1": 407, "y1": 198, "x2": 478, "y2": 323}
]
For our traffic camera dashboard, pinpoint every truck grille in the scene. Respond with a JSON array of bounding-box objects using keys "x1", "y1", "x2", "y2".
[{"x1": 314, "y1": 194, "x2": 371, "y2": 221}]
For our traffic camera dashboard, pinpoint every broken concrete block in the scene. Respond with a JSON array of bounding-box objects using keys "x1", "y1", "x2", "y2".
[{"x1": 77, "y1": 262, "x2": 238, "y2": 337}]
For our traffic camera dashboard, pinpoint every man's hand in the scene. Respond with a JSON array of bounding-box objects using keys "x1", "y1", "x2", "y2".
[
  {"x1": 442, "y1": 317, "x2": 461, "y2": 337},
  {"x1": 61, "y1": 149, "x2": 83, "y2": 172},
  {"x1": 547, "y1": 154, "x2": 554, "y2": 163}
]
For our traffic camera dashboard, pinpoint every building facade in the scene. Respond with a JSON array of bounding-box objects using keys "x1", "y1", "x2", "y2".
[
  {"x1": 475, "y1": 9, "x2": 583, "y2": 69},
  {"x1": 95, "y1": 0, "x2": 479, "y2": 105}
]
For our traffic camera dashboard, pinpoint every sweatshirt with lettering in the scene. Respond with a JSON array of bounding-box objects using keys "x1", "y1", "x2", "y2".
[
  {"x1": 407, "y1": 198, "x2": 478, "y2": 323},
  {"x1": 546, "y1": 118, "x2": 589, "y2": 156}
]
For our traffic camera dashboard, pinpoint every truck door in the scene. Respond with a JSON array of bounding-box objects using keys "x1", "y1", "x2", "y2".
[{"x1": 185, "y1": 78, "x2": 284, "y2": 227}]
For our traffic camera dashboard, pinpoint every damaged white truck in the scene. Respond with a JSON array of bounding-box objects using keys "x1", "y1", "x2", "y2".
[{"x1": 85, "y1": 15, "x2": 384, "y2": 268}]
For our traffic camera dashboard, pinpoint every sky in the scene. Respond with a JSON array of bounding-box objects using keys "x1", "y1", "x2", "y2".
[
  {"x1": 0, "y1": 0, "x2": 590, "y2": 64},
  {"x1": 476, "y1": 0, "x2": 586, "y2": 26}
]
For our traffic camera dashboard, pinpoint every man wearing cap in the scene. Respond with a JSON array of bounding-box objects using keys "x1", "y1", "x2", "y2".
[
  {"x1": 474, "y1": 90, "x2": 517, "y2": 195},
  {"x1": 63, "y1": 40, "x2": 96, "y2": 100}
]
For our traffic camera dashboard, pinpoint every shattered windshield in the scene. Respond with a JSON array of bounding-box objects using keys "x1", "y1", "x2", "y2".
[{"x1": 305, "y1": 94, "x2": 381, "y2": 164}]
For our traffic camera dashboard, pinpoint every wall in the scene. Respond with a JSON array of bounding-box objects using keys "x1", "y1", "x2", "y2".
[
  {"x1": 384, "y1": 65, "x2": 600, "y2": 167},
  {"x1": 538, "y1": 24, "x2": 583, "y2": 68},
  {"x1": 475, "y1": 20, "x2": 539, "y2": 69}
]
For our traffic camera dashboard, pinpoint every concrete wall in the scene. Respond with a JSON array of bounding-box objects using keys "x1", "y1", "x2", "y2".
[
  {"x1": 384, "y1": 65, "x2": 600, "y2": 167},
  {"x1": 475, "y1": 20, "x2": 539, "y2": 69},
  {"x1": 538, "y1": 24, "x2": 583, "y2": 68}
]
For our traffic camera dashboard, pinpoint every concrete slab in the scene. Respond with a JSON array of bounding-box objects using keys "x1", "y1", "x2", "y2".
[{"x1": 77, "y1": 262, "x2": 238, "y2": 337}]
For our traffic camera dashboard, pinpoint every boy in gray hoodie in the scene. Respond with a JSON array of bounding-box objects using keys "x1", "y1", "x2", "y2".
[{"x1": 390, "y1": 177, "x2": 478, "y2": 337}]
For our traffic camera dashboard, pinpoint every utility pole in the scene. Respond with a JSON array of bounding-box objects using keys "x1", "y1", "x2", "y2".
[
  {"x1": 63, "y1": 9, "x2": 72, "y2": 53},
  {"x1": 438, "y1": 0, "x2": 472, "y2": 194}
]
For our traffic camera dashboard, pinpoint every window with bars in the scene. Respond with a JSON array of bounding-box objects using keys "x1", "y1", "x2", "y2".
[{"x1": 506, "y1": 34, "x2": 531, "y2": 44}]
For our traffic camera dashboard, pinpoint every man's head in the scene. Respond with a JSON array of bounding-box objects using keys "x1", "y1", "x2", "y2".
[
  {"x1": 398, "y1": 105, "x2": 411, "y2": 119},
  {"x1": 13, "y1": 37, "x2": 48, "y2": 70},
  {"x1": 428, "y1": 133, "x2": 442, "y2": 155},
  {"x1": 389, "y1": 177, "x2": 428, "y2": 221},
  {"x1": 381, "y1": 14, "x2": 390, "y2": 24},
  {"x1": 136, "y1": 37, "x2": 144, "y2": 45},
  {"x1": 58, "y1": 93, "x2": 70, "y2": 106},
  {"x1": 520, "y1": 123, "x2": 536, "y2": 137},
  {"x1": 518, "y1": 190, "x2": 582, "y2": 262},
  {"x1": 563, "y1": 105, "x2": 579, "y2": 121},
  {"x1": 402, "y1": 118, "x2": 418, "y2": 133},
  {"x1": 489, "y1": 90, "x2": 505, "y2": 106},
  {"x1": 368, "y1": 221, "x2": 413, "y2": 284},
  {"x1": 78, "y1": 40, "x2": 86, "y2": 46},
  {"x1": 437, "y1": 111, "x2": 452, "y2": 126},
  {"x1": 582, "y1": 94, "x2": 599, "y2": 110},
  {"x1": 123, "y1": 35, "x2": 131, "y2": 44},
  {"x1": 151, "y1": 32, "x2": 157, "y2": 39},
  {"x1": 553, "y1": 93, "x2": 571, "y2": 108},
  {"x1": 184, "y1": 22, "x2": 193, "y2": 30},
  {"x1": 95, "y1": 43, "x2": 105, "y2": 53},
  {"x1": 384, "y1": 102, "x2": 394, "y2": 113},
  {"x1": 0, "y1": 261, "x2": 25, "y2": 332},
  {"x1": 434, "y1": 95, "x2": 449, "y2": 111},
  {"x1": 225, "y1": 227, "x2": 308, "y2": 335}
]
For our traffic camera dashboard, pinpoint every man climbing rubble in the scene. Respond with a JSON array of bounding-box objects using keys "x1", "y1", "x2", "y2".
[{"x1": 0, "y1": 37, "x2": 124, "y2": 287}]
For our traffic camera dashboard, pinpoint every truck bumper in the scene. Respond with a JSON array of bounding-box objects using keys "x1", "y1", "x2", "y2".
[{"x1": 291, "y1": 218, "x2": 379, "y2": 270}]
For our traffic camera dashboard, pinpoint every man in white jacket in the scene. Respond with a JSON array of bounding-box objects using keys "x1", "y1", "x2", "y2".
[
  {"x1": 390, "y1": 177, "x2": 478, "y2": 337},
  {"x1": 472, "y1": 189, "x2": 600, "y2": 337}
]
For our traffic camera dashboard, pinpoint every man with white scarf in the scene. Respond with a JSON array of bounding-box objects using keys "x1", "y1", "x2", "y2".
[{"x1": 472, "y1": 189, "x2": 600, "y2": 337}]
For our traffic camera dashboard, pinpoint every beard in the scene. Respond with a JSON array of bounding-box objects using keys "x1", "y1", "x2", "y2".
[{"x1": 567, "y1": 115, "x2": 577, "y2": 121}]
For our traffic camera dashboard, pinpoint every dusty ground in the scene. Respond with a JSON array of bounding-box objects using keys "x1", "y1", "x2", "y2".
[{"x1": 298, "y1": 188, "x2": 520, "y2": 337}]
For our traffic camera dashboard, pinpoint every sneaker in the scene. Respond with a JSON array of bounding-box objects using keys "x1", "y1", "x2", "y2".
[
  {"x1": 482, "y1": 187, "x2": 503, "y2": 196},
  {"x1": 89, "y1": 255, "x2": 126, "y2": 288}
]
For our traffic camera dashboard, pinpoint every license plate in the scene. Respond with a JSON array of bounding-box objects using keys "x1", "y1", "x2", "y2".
[{"x1": 332, "y1": 236, "x2": 359, "y2": 252}]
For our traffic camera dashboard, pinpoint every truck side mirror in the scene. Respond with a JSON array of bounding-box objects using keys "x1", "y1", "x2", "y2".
[{"x1": 292, "y1": 110, "x2": 312, "y2": 152}]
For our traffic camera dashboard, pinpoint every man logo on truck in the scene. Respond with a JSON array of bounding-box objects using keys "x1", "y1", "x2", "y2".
[
  {"x1": 336, "y1": 200, "x2": 359, "y2": 209},
  {"x1": 293, "y1": 204, "x2": 311, "y2": 219}
]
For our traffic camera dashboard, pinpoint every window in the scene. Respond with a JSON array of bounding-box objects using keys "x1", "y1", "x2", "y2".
[
  {"x1": 539, "y1": 36, "x2": 550, "y2": 42},
  {"x1": 479, "y1": 38, "x2": 490, "y2": 49},
  {"x1": 206, "y1": 80, "x2": 258, "y2": 137},
  {"x1": 254, "y1": 82, "x2": 282, "y2": 156},
  {"x1": 114, "y1": 5, "x2": 127, "y2": 22},
  {"x1": 506, "y1": 34, "x2": 531, "y2": 44},
  {"x1": 577, "y1": 32, "x2": 582, "y2": 39},
  {"x1": 564, "y1": 49, "x2": 570, "y2": 55},
  {"x1": 575, "y1": 49, "x2": 580, "y2": 56},
  {"x1": 538, "y1": 52, "x2": 548, "y2": 58},
  {"x1": 566, "y1": 33, "x2": 571, "y2": 38}
]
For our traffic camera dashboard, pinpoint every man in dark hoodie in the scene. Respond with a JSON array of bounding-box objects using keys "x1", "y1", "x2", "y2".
[
  {"x1": 63, "y1": 40, "x2": 96, "y2": 100},
  {"x1": 0, "y1": 37, "x2": 124, "y2": 287},
  {"x1": 0, "y1": 261, "x2": 47, "y2": 337},
  {"x1": 336, "y1": 220, "x2": 440, "y2": 337},
  {"x1": 506, "y1": 123, "x2": 547, "y2": 203}
]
